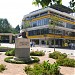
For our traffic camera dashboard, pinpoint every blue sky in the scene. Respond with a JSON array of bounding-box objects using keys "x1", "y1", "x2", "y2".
[{"x1": 0, "y1": 0, "x2": 71, "y2": 28}]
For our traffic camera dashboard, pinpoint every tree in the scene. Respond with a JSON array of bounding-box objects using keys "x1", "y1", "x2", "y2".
[
  {"x1": 32, "y1": 0, "x2": 62, "y2": 8},
  {"x1": 32, "y1": 0, "x2": 62, "y2": 51},
  {"x1": 11, "y1": 25, "x2": 20, "y2": 34},
  {"x1": 32, "y1": 0, "x2": 75, "y2": 11},
  {"x1": 32, "y1": 0, "x2": 74, "y2": 51},
  {"x1": 49, "y1": 16, "x2": 60, "y2": 51},
  {"x1": 69, "y1": 0, "x2": 75, "y2": 11},
  {"x1": 15, "y1": 25, "x2": 20, "y2": 33},
  {"x1": 0, "y1": 18, "x2": 12, "y2": 33},
  {"x1": 24, "y1": 61, "x2": 60, "y2": 75},
  {"x1": 21, "y1": 21, "x2": 30, "y2": 29}
]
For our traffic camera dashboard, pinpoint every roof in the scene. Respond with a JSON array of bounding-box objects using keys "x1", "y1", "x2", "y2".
[
  {"x1": 0, "y1": 33, "x2": 15, "y2": 36},
  {"x1": 50, "y1": 4, "x2": 73, "y2": 13},
  {"x1": 30, "y1": 5, "x2": 73, "y2": 14}
]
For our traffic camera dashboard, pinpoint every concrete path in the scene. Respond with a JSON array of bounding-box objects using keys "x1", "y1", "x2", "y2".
[
  {"x1": 0, "y1": 43, "x2": 75, "y2": 56},
  {"x1": 0, "y1": 43, "x2": 75, "y2": 75},
  {"x1": 0, "y1": 52, "x2": 75, "y2": 75}
]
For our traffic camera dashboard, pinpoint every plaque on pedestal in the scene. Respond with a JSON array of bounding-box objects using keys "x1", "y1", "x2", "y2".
[{"x1": 15, "y1": 38, "x2": 30, "y2": 61}]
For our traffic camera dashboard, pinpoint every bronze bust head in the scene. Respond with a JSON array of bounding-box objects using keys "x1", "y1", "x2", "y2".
[{"x1": 21, "y1": 32, "x2": 27, "y2": 38}]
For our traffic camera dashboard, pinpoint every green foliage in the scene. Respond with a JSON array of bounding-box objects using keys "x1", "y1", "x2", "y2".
[
  {"x1": 4, "y1": 57, "x2": 40, "y2": 64},
  {"x1": 49, "y1": 51, "x2": 75, "y2": 67},
  {"x1": 69, "y1": 0, "x2": 75, "y2": 11},
  {"x1": 15, "y1": 25, "x2": 20, "y2": 33},
  {"x1": 4, "y1": 57, "x2": 13, "y2": 63},
  {"x1": 11, "y1": 25, "x2": 20, "y2": 34},
  {"x1": 0, "y1": 64, "x2": 6, "y2": 72},
  {"x1": 24, "y1": 66, "x2": 32, "y2": 74},
  {"x1": 0, "y1": 46, "x2": 9, "y2": 49},
  {"x1": 56, "y1": 58, "x2": 75, "y2": 67},
  {"x1": 31, "y1": 57, "x2": 40, "y2": 63},
  {"x1": 32, "y1": 0, "x2": 74, "y2": 12},
  {"x1": 21, "y1": 21, "x2": 30, "y2": 29},
  {"x1": 30, "y1": 51, "x2": 45, "y2": 56},
  {"x1": 32, "y1": 0, "x2": 62, "y2": 8},
  {"x1": 0, "y1": 18, "x2": 12, "y2": 33},
  {"x1": 24, "y1": 61, "x2": 60, "y2": 75},
  {"x1": 5, "y1": 49, "x2": 15, "y2": 56},
  {"x1": 49, "y1": 51, "x2": 67, "y2": 59},
  {"x1": 0, "y1": 18, "x2": 20, "y2": 34}
]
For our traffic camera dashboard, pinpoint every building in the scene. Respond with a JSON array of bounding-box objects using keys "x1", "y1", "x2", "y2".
[
  {"x1": 0, "y1": 33, "x2": 15, "y2": 43},
  {"x1": 21, "y1": 5, "x2": 75, "y2": 47}
]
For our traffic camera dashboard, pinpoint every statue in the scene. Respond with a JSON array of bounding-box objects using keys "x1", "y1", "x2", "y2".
[
  {"x1": 21, "y1": 31, "x2": 27, "y2": 38},
  {"x1": 15, "y1": 31, "x2": 30, "y2": 61}
]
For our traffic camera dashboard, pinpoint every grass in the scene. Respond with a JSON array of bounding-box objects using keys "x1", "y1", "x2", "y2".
[
  {"x1": 0, "y1": 64, "x2": 6, "y2": 72},
  {"x1": 0, "y1": 46, "x2": 9, "y2": 49},
  {"x1": 30, "y1": 51, "x2": 45, "y2": 56},
  {"x1": 49, "y1": 51, "x2": 75, "y2": 67},
  {"x1": 4, "y1": 56, "x2": 40, "y2": 64}
]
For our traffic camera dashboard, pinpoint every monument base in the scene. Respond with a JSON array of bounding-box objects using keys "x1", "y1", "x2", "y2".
[
  {"x1": 15, "y1": 38, "x2": 30, "y2": 61},
  {"x1": 15, "y1": 48, "x2": 30, "y2": 61},
  {"x1": 14, "y1": 57, "x2": 31, "y2": 61}
]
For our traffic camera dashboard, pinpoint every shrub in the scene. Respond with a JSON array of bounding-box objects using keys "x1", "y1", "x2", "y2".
[
  {"x1": 56, "y1": 58, "x2": 75, "y2": 67},
  {"x1": 49, "y1": 51, "x2": 67, "y2": 59},
  {"x1": 0, "y1": 47, "x2": 9, "y2": 49},
  {"x1": 0, "y1": 64, "x2": 6, "y2": 72},
  {"x1": 4, "y1": 57, "x2": 14, "y2": 63},
  {"x1": 30, "y1": 51, "x2": 45, "y2": 56},
  {"x1": 4, "y1": 56, "x2": 40, "y2": 64},
  {"x1": 24, "y1": 61, "x2": 60, "y2": 75},
  {"x1": 5, "y1": 49, "x2": 15, "y2": 56}
]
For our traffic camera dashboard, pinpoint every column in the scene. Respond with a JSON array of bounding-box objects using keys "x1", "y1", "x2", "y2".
[
  {"x1": 0, "y1": 36, "x2": 1, "y2": 43},
  {"x1": 49, "y1": 39, "x2": 52, "y2": 47},
  {"x1": 39, "y1": 39, "x2": 42, "y2": 45},
  {"x1": 9, "y1": 35, "x2": 12, "y2": 43}
]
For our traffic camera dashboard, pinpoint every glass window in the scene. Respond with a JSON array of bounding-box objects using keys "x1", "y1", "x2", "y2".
[
  {"x1": 40, "y1": 11, "x2": 48, "y2": 16},
  {"x1": 66, "y1": 23, "x2": 75, "y2": 29},
  {"x1": 25, "y1": 17, "x2": 30, "y2": 20},
  {"x1": 30, "y1": 18, "x2": 49, "y2": 27},
  {"x1": 33, "y1": 22, "x2": 37, "y2": 27}
]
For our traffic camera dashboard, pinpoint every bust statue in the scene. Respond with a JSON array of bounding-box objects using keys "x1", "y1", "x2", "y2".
[{"x1": 21, "y1": 31, "x2": 27, "y2": 38}]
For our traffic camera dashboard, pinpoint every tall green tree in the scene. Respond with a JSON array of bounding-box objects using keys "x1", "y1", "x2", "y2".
[
  {"x1": 32, "y1": 0, "x2": 74, "y2": 51},
  {"x1": 0, "y1": 18, "x2": 12, "y2": 33},
  {"x1": 11, "y1": 25, "x2": 20, "y2": 34},
  {"x1": 15, "y1": 25, "x2": 20, "y2": 33},
  {"x1": 32, "y1": 0, "x2": 62, "y2": 51}
]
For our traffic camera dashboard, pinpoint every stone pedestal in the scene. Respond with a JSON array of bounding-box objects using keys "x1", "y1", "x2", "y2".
[{"x1": 15, "y1": 38, "x2": 30, "y2": 61}]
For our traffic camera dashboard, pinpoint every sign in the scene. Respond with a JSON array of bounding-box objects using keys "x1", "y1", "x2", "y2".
[{"x1": 15, "y1": 38, "x2": 30, "y2": 48}]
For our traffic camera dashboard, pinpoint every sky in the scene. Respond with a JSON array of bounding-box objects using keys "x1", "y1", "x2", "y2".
[{"x1": 0, "y1": 0, "x2": 71, "y2": 28}]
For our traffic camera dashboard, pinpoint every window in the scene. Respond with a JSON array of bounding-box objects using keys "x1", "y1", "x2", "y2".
[
  {"x1": 30, "y1": 18, "x2": 49, "y2": 27},
  {"x1": 66, "y1": 23, "x2": 75, "y2": 29},
  {"x1": 40, "y1": 11, "x2": 48, "y2": 16},
  {"x1": 33, "y1": 22, "x2": 37, "y2": 27},
  {"x1": 25, "y1": 17, "x2": 30, "y2": 20}
]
